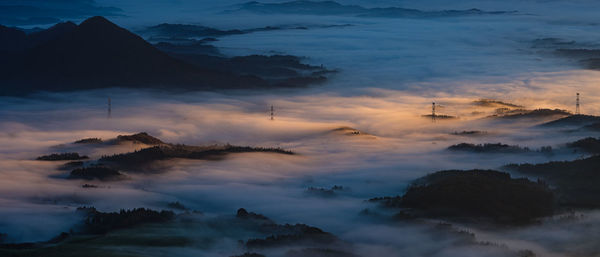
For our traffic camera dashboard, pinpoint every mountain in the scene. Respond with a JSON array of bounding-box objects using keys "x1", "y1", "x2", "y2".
[
  {"x1": 0, "y1": 25, "x2": 26, "y2": 51},
  {"x1": 0, "y1": 21, "x2": 78, "y2": 52},
  {"x1": 540, "y1": 114, "x2": 600, "y2": 127},
  {"x1": 0, "y1": 16, "x2": 281, "y2": 95},
  {"x1": 234, "y1": 1, "x2": 514, "y2": 18},
  {"x1": 26, "y1": 21, "x2": 77, "y2": 46},
  {"x1": 370, "y1": 170, "x2": 554, "y2": 224}
]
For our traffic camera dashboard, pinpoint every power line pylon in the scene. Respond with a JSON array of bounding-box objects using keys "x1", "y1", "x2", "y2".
[
  {"x1": 432, "y1": 102, "x2": 436, "y2": 122},
  {"x1": 576, "y1": 93, "x2": 580, "y2": 115}
]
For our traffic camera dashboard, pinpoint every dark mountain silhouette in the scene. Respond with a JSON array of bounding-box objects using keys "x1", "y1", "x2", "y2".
[
  {"x1": 26, "y1": 21, "x2": 77, "y2": 46},
  {"x1": 0, "y1": 16, "x2": 326, "y2": 95},
  {"x1": 73, "y1": 138, "x2": 103, "y2": 144},
  {"x1": 529, "y1": 38, "x2": 600, "y2": 71},
  {"x1": 68, "y1": 166, "x2": 126, "y2": 181},
  {"x1": 450, "y1": 130, "x2": 487, "y2": 136},
  {"x1": 566, "y1": 137, "x2": 600, "y2": 154},
  {"x1": 1, "y1": 21, "x2": 77, "y2": 52},
  {"x1": 505, "y1": 156, "x2": 600, "y2": 207},
  {"x1": 76, "y1": 207, "x2": 175, "y2": 234},
  {"x1": 370, "y1": 170, "x2": 554, "y2": 224},
  {"x1": 36, "y1": 152, "x2": 88, "y2": 161},
  {"x1": 231, "y1": 253, "x2": 266, "y2": 257},
  {"x1": 490, "y1": 108, "x2": 571, "y2": 120},
  {"x1": 0, "y1": 25, "x2": 26, "y2": 51},
  {"x1": 99, "y1": 144, "x2": 294, "y2": 171},
  {"x1": 63, "y1": 132, "x2": 294, "y2": 173},
  {"x1": 447, "y1": 143, "x2": 530, "y2": 153},
  {"x1": 115, "y1": 132, "x2": 164, "y2": 145},
  {"x1": 540, "y1": 114, "x2": 600, "y2": 127}
]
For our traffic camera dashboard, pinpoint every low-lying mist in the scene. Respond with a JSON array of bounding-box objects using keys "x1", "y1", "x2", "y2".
[{"x1": 0, "y1": 85, "x2": 598, "y2": 256}]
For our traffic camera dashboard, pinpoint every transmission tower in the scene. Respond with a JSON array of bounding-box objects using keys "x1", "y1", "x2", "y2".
[
  {"x1": 432, "y1": 102, "x2": 436, "y2": 122},
  {"x1": 270, "y1": 105, "x2": 274, "y2": 120},
  {"x1": 576, "y1": 93, "x2": 580, "y2": 115},
  {"x1": 107, "y1": 97, "x2": 112, "y2": 118}
]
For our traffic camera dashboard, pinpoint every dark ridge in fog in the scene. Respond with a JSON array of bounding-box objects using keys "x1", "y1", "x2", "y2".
[
  {"x1": 77, "y1": 207, "x2": 175, "y2": 235},
  {"x1": 566, "y1": 137, "x2": 600, "y2": 154},
  {"x1": 329, "y1": 127, "x2": 373, "y2": 137},
  {"x1": 232, "y1": 1, "x2": 515, "y2": 18},
  {"x1": 0, "y1": 207, "x2": 174, "y2": 251},
  {"x1": 531, "y1": 37, "x2": 600, "y2": 71},
  {"x1": 450, "y1": 130, "x2": 488, "y2": 136},
  {"x1": 0, "y1": 16, "x2": 332, "y2": 95},
  {"x1": 166, "y1": 201, "x2": 189, "y2": 211},
  {"x1": 447, "y1": 143, "x2": 532, "y2": 154},
  {"x1": 115, "y1": 132, "x2": 164, "y2": 145},
  {"x1": 52, "y1": 132, "x2": 295, "y2": 177},
  {"x1": 99, "y1": 144, "x2": 294, "y2": 171},
  {"x1": 59, "y1": 161, "x2": 85, "y2": 171},
  {"x1": 141, "y1": 23, "x2": 312, "y2": 41},
  {"x1": 68, "y1": 166, "x2": 126, "y2": 181},
  {"x1": 73, "y1": 138, "x2": 103, "y2": 144},
  {"x1": 141, "y1": 22, "x2": 353, "y2": 45},
  {"x1": 370, "y1": 170, "x2": 554, "y2": 224},
  {"x1": 505, "y1": 155, "x2": 600, "y2": 208},
  {"x1": 236, "y1": 208, "x2": 345, "y2": 251},
  {"x1": 578, "y1": 122, "x2": 600, "y2": 132},
  {"x1": 304, "y1": 186, "x2": 346, "y2": 198},
  {"x1": 540, "y1": 114, "x2": 600, "y2": 128},
  {"x1": 245, "y1": 225, "x2": 339, "y2": 249},
  {"x1": 1, "y1": 208, "x2": 349, "y2": 257},
  {"x1": 231, "y1": 253, "x2": 266, "y2": 257},
  {"x1": 489, "y1": 108, "x2": 571, "y2": 120},
  {"x1": 36, "y1": 152, "x2": 88, "y2": 161},
  {"x1": 472, "y1": 99, "x2": 523, "y2": 108},
  {"x1": 71, "y1": 132, "x2": 163, "y2": 147}
]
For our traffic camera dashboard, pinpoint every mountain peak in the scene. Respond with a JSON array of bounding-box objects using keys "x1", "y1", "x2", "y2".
[{"x1": 79, "y1": 16, "x2": 116, "y2": 28}]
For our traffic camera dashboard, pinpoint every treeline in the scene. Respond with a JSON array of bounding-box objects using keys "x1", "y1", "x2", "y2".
[
  {"x1": 77, "y1": 207, "x2": 175, "y2": 234},
  {"x1": 68, "y1": 166, "x2": 125, "y2": 181},
  {"x1": 99, "y1": 144, "x2": 293, "y2": 169},
  {"x1": 36, "y1": 152, "x2": 88, "y2": 161},
  {"x1": 505, "y1": 155, "x2": 600, "y2": 207},
  {"x1": 370, "y1": 170, "x2": 554, "y2": 224}
]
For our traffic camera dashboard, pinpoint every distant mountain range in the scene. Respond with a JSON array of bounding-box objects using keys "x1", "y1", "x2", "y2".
[
  {"x1": 141, "y1": 23, "x2": 280, "y2": 40},
  {"x1": 140, "y1": 23, "x2": 352, "y2": 42},
  {"x1": 0, "y1": 0, "x2": 121, "y2": 26},
  {"x1": 0, "y1": 16, "x2": 330, "y2": 96},
  {"x1": 233, "y1": 1, "x2": 515, "y2": 18}
]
